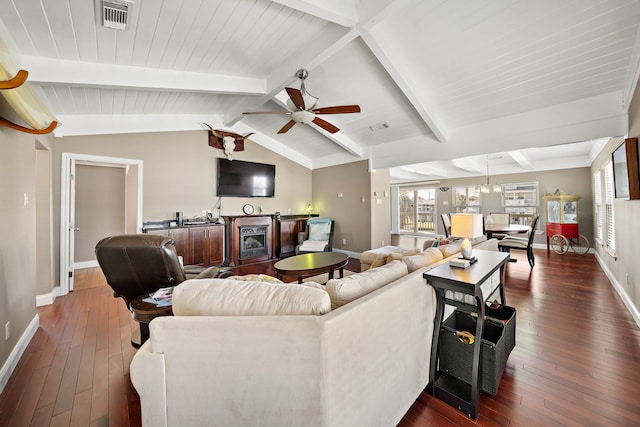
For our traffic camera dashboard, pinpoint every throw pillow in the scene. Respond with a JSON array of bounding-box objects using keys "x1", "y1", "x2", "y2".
[
  {"x1": 230, "y1": 273, "x2": 283, "y2": 284},
  {"x1": 308, "y1": 222, "x2": 331, "y2": 241},
  {"x1": 388, "y1": 248, "x2": 420, "y2": 262},
  {"x1": 173, "y1": 278, "x2": 331, "y2": 316},
  {"x1": 369, "y1": 252, "x2": 389, "y2": 269},
  {"x1": 439, "y1": 240, "x2": 462, "y2": 258},
  {"x1": 325, "y1": 260, "x2": 408, "y2": 309},
  {"x1": 402, "y1": 247, "x2": 444, "y2": 273}
]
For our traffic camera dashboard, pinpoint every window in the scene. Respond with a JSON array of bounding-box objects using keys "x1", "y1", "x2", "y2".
[
  {"x1": 398, "y1": 187, "x2": 436, "y2": 234},
  {"x1": 453, "y1": 186, "x2": 480, "y2": 213},
  {"x1": 604, "y1": 161, "x2": 616, "y2": 253},
  {"x1": 501, "y1": 182, "x2": 538, "y2": 226},
  {"x1": 594, "y1": 170, "x2": 603, "y2": 242}
]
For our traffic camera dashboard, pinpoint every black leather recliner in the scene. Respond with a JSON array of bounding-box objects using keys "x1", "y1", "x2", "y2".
[{"x1": 95, "y1": 233, "x2": 232, "y2": 345}]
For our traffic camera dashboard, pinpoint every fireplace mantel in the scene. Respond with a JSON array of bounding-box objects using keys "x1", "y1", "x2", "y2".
[{"x1": 223, "y1": 215, "x2": 276, "y2": 266}]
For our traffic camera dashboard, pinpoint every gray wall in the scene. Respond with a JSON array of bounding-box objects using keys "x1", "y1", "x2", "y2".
[
  {"x1": 591, "y1": 79, "x2": 640, "y2": 316},
  {"x1": 51, "y1": 130, "x2": 313, "y2": 282},
  {"x1": 370, "y1": 168, "x2": 392, "y2": 249},
  {"x1": 312, "y1": 161, "x2": 373, "y2": 253},
  {"x1": 0, "y1": 128, "x2": 51, "y2": 379},
  {"x1": 432, "y1": 167, "x2": 593, "y2": 246},
  {"x1": 74, "y1": 164, "x2": 126, "y2": 263}
]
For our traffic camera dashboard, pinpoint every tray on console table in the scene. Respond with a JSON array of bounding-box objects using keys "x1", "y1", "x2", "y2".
[{"x1": 423, "y1": 249, "x2": 510, "y2": 419}]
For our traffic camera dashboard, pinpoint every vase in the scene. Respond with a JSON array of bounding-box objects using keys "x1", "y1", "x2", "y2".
[
  {"x1": 485, "y1": 214, "x2": 494, "y2": 226},
  {"x1": 460, "y1": 238, "x2": 473, "y2": 259}
]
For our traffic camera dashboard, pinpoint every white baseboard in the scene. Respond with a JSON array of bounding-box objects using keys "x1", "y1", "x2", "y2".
[
  {"x1": 74, "y1": 260, "x2": 98, "y2": 269},
  {"x1": 334, "y1": 248, "x2": 360, "y2": 260},
  {"x1": 594, "y1": 251, "x2": 640, "y2": 328},
  {"x1": 0, "y1": 314, "x2": 39, "y2": 395},
  {"x1": 36, "y1": 286, "x2": 61, "y2": 307}
]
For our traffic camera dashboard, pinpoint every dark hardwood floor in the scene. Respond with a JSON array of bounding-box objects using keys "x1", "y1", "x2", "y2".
[{"x1": 1, "y1": 250, "x2": 639, "y2": 426}]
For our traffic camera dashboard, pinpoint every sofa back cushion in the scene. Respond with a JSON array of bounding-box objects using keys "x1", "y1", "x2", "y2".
[
  {"x1": 325, "y1": 260, "x2": 408, "y2": 309},
  {"x1": 172, "y1": 278, "x2": 331, "y2": 316},
  {"x1": 402, "y1": 247, "x2": 444, "y2": 273}
]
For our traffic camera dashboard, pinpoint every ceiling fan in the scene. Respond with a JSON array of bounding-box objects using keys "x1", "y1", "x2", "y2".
[{"x1": 242, "y1": 69, "x2": 361, "y2": 134}]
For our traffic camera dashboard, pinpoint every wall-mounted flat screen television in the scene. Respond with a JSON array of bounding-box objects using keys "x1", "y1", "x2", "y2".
[{"x1": 216, "y1": 158, "x2": 276, "y2": 197}]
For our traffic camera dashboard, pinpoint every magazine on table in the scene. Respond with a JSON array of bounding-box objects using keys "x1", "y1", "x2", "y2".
[{"x1": 142, "y1": 286, "x2": 174, "y2": 306}]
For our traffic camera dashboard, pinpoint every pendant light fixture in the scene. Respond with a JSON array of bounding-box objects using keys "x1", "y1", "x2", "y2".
[{"x1": 476, "y1": 155, "x2": 502, "y2": 193}]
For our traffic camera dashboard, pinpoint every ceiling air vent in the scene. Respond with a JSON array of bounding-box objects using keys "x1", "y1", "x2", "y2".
[
  {"x1": 102, "y1": 0, "x2": 133, "y2": 30},
  {"x1": 368, "y1": 121, "x2": 390, "y2": 132}
]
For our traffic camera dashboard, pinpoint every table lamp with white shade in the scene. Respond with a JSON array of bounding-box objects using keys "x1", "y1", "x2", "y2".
[{"x1": 450, "y1": 213, "x2": 484, "y2": 260}]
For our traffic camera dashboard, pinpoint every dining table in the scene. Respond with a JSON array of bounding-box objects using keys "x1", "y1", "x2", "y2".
[{"x1": 485, "y1": 223, "x2": 530, "y2": 239}]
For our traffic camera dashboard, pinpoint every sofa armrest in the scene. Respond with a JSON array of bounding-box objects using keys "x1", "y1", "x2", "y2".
[{"x1": 130, "y1": 340, "x2": 168, "y2": 427}]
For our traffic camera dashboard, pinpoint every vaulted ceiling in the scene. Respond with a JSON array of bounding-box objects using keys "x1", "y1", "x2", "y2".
[{"x1": 1, "y1": 0, "x2": 639, "y2": 181}]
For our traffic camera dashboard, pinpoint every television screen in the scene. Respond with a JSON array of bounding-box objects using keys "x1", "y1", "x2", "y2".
[{"x1": 216, "y1": 158, "x2": 276, "y2": 197}]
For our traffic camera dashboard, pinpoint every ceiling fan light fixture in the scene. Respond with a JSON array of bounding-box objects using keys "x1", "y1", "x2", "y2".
[{"x1": 291, "y1": 110, "x2": 315, "y2": 124}]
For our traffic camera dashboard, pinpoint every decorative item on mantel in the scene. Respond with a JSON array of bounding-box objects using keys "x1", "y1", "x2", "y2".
[
  {"x1": 450, "y1": 213, "x2": 484, "y2": 262},
  {"x1": 203, "y1": 123, "x2": 253, "y2": 160},
  {"x1": 306, "y1": 203, "x2": 313, "y2": 217}
]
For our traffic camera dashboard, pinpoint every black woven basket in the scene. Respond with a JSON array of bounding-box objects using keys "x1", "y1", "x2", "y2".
[{"x1": 439, "y1": 305, "x2": 516, "y2": 395}]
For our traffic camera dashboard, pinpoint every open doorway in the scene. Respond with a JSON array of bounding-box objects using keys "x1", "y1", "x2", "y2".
[{"x1": 60, "y1": 153, "x2": 143, "y2": 295}]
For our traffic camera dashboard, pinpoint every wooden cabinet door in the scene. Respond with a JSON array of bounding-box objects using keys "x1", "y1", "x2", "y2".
[
  {"x1": 169, "y1": 228, "x2": 190, "y2": 264},
  {"x1": 279, "y1": 220, "x2": 296, "y2": 255},
  {"x1": 188, "y1": 226, "x2": 224, "y2": 266},
  {"x1": 146, "y1": 228, "x2": 190, "y2": 263},
  {"x1": 188, "y1": 227, "x2": 207, "y2": 266},
  {"x1": 204, "y1": 225, "x2": 224, "y2": 265}
]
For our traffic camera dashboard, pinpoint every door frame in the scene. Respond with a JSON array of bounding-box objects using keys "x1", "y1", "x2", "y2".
[{"x1": 60, "y1": 152, "x2": 143, "y2": 296}]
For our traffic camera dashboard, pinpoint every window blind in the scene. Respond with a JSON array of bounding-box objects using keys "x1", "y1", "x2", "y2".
[
  {"x1": 594, "y1": 170, "x2": 603, "y2": 241},
  {"x1": 604, "y1": 162, "x2": 616, "y2": 252}
]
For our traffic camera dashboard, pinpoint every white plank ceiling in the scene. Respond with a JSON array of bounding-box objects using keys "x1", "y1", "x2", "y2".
[{"x1": 1, "y1": 0, "x2": 639, "y2": 179}]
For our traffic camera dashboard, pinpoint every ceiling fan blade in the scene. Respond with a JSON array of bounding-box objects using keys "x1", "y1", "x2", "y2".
[
  {"x1": 285, "y1": 87, "x2": 305, "y2": 110},
  {"x1": 312, "y1": 105, "x2": 361, "y2": 114},
  {"x1": 312, "y1": 117, "x2": 339, "y2": 134},
  {"x1": 242, "y1": 111, "x2": 291, "y2": 115},
  {"x1": 278, "y1": 120, "x2": 297, "y2": 134}
]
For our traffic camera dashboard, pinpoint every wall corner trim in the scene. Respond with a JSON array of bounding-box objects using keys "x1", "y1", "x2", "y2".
[
  {"x1": 0, "y1": 314, "x2": 40, "y2": 395},
  {"x1": 36, "y1": 286, "x2": 61, "y2": 307}
]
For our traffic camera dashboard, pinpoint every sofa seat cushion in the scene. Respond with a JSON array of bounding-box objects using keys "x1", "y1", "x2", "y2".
[
  {"x1": 402, "y1": 247, "x2": 444, "y2": 273},
  {"x1": 172, "y1": 278, "x2": 331, "y2": 316},
  {"x1": 325, "y1": 260, "x2": 408, "y2": 309}
]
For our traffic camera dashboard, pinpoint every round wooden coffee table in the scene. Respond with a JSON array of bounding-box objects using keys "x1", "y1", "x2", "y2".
[
  {"x1": 129, "y1": 294, "x2": 173, "y2": 347},
  {"x1": 274, "y1": 252, "x2": 349, "y2": 284}
]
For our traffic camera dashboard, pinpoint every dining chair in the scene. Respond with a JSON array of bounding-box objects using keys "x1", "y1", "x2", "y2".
[
  {"x1": 440, "y1": 213, "x2": 451, "y2": 238},
  {"x1": 498, "y1": 215, "x2": 540, "y2": 268},
  {"x1": 489, "y1": 212, "x2": 510, "y2": 239}
]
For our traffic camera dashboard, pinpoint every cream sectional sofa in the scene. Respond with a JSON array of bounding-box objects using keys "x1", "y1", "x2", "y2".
[{"x1": 130, "y1": 260, "x2": 437, "y2": 427}]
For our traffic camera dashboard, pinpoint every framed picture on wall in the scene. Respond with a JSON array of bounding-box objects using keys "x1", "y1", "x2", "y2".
[{"x1": 612, "y1": 138, "x2": 640, "y2": 200}]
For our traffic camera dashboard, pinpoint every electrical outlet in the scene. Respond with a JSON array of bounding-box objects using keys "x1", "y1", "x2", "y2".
[
  {"x1": 342, "y1": 239, "x2": 347, "y2": 245},
  {"x1": 202, "y1": 210, "x2": 207, "y2": 216},
  {"x1": 5, "y1": 321, "x2": 9, "y2": 341},
  {"x1": 382, "y1": 240, "x2": 385, "y2": 246}
]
